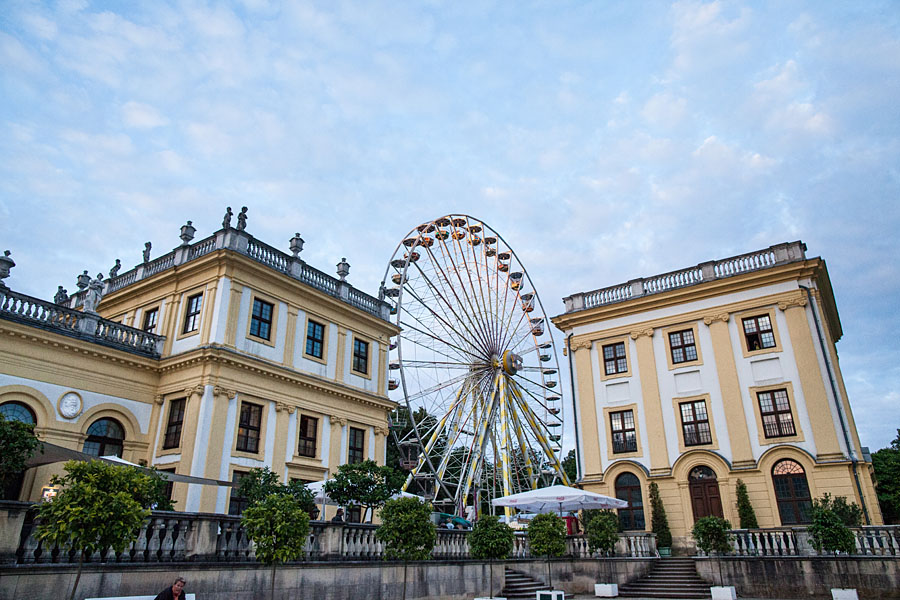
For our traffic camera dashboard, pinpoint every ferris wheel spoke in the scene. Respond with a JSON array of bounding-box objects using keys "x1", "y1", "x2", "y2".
[
  {"x1": 398, "y1": 319, "x2": 482, "y2": 363},
  {"x1": 455, "y1": 228, "x2": 498, "y2": 352},
  {"x1": 400, "y1": 287, "x2": 482, "y2": 357}
]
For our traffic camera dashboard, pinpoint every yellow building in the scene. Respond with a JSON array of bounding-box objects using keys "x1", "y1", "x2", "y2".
[
  {"x1": 0, "y1": 212, "x2": 398, "y2": 517},
  {"x1": 552, "y1": 241, "x2": 881, "y2": 549}
]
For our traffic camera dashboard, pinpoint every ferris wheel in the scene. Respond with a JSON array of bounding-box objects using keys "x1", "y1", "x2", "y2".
[{"x1": 381, "y1": 215, "x2": 568, "y2": 515}]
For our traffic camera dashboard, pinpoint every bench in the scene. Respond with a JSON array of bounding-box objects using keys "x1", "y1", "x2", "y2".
[{"x1": 85, "y1": 595, "x2": 196, "y2": 600}]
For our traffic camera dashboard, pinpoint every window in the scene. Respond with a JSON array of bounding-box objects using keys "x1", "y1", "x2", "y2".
[
  {"x1": 142, "y1": 308, "x2": 159, "y2": 333},
  {"x1": 162, "y1": 398, "x2": 186, "y2": 449},
  {"x1": 82, "y1": 418, "x2": 125, "y2": 457},
  {"x1": 680, "y1": 400, "x2": 712, "y2": 446},
  {"x1": 742, "y1": 315, "x2": 776, "y2": 351},
  {"x1": 348, "y1": 426, "x2": 365, "y2": 463},
  {"x1": 669, "y1": 329, "x2": 698, "y2": 364},
  {"x1": 610, "y1": 410, "x2": 637, "y2": 454},
  {"x1": 758, "y1": 389, "x2": 796, "y2": 438},
  {"x1": 183, "y1": 293, "x2": 203, "y2": 334},
  {"x1": 228, "y1": 471, "x2": 250, "y2": 515},
  {"x1": 158, "y1": 468, "x2": 176, "y2": 504},
  {"x1": 306, "y1": 320, "x2": 325, "y2": 359},
  {"x1": 236, "y1": 402, "x2": 263, "y2": 453},
  {"x1": 347, "y1": 506, "x2": 362, "y2": 523},
  {"x1": 615, "y1": 473, "x2": 645, "y2": 530},
  {"x1": 298, "y1": 415, "x2": 318, "y2": 458},
  {"x1": 772, "y1": 460, "x2": 812, "y2": 525},
  {"x1": 352, "y1": 339, "x2": 369, "y2": 375},
  {"x1": 249, "y1": 298, "x2": 274, "y2": 341},
  {"x1": 0, "y1": 401, "x2": 36, "y2": 425},
  {"x1": 602, "y1": 342, "x2": 627, "y2": 376}
]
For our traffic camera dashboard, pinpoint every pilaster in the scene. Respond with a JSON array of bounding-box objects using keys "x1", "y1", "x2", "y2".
[
  {"x1": 373, "y1": 426, "x2": 389, "y2": 465},
  {"x1": 629, "y1": 328, "x2": 670, "y2": 475},
  {"x1": 572, "y1": 340, "x2": 603, "y2": 480},
  {"x1": 273, "y1": 402, "x2": 295, "y2": 479},
  {"x1": 172, "y1": 385, "x2": 205, "y2": 509},
  {"x1": 334, "y1": 328, "x2": 347, "y2": 382},
  {"x1": 329, "y1": 415, "x2": 347, "y2": 473},
  {"x1": 283, "y1": 306, "x2": 299, "y2": 367},
  {"x1": 198, "y1": 386, "x2": 236, "y2": 510}
]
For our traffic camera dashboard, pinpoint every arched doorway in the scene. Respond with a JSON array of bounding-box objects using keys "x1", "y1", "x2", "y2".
[
  {"x1": 772, "y1": 459, "x2": 812, "y2": 524},
  {"x1": 82, "y1": 418, "x2": 125, "y2": 458},
  {"x1": 0, "y1": 401, "x2": 37, "y2": 500},
  {"x1": 689, "y1": 465, "x2": 723, "y2": 521},
  {"x1": 615, "y1": 472, "x2": 645, "y2": 530}
]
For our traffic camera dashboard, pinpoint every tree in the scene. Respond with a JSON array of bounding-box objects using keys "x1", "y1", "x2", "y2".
[
  {"x1": 324, "y1": 460, "x2": 404, "y2": 521},
  {"x1": 469, "y1": 515, "x2": 515, "y2": 598},
  {"x1": 872, "y1": 429, "x2": 900, "y2": 524},
  {"x1": 691, "y1": 516, "x2": 732, "y2": 586},
  {"x1": 377, "y1": 497, "x2": 436, "y2": 600},
  {"x1": 735, "y1": 479, "x2": 759, "y2": 529},
  {"x1": 0, "y1": 414, "x2": 42, "y2": 499},
  {"x1": 242, "y1": 493, "x2": 311, "y2": 600},
  {"x1": 813, "y1": 493, "x2": 863, "y2": 527},
  {"x1": 561, "y1": 449, "x2": 577, "y2": 483},
  {"x1": 648, "y1": 482, "x2": 672, "y2": 549},
  {"x1": 584, "y1": 510, "x2": 619, "y2": 556},
  {"x1": 808, "y1": 497, "x2": 855, "y2": 555},
  {"x1": 36, "y1": 460, "x2": 156, "y2": 600},
  {"x1": 237, "y1": 466, "x2": 315, "y2": 516},
  {"x1": 528, "y1": 513, "x2": 566, "y2": 589}
]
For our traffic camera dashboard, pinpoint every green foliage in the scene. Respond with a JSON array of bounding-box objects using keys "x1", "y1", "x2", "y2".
[
  {"x1": 237, "y1": 467, "x2": 315, "y2": 513},
  {"x1": 813, "y1": 493, "x2": 863, "y2": 527},
  {"x1": 528, "y1": 513, "x2": 567, "y2": 558},
  {"x1": 808, "y1": 497, "x2": 855, "y2": 555},
  {"x1": 242, "y1": 493, "x2": 310, "y2": 564},
  {"x1": 873, "y1": 429, "x2": 900, "y2": 524},
  {"x1": 735, "y1": 479, "x2": 759, "y2": 529},
  {"x1": 648, "y1": 482, "x2": 672, "y2": 548},
  {"x1": 325, "y1": 460, "x2": 404, "y2": 517},
  {"x1": 562, "y1": 449, "x2": 577, "y2": 483},
  {"x1": 0, "y1": 414, "x2": 42, "y2": 488},
  {"x1": 584, "y1": 510, "x2": 619, "y2": 555},
  {"x1": 691, "y1": 516, "x2": 732, "y2": 555},
  {"x1": 143, "y1": 466, "x2": 176, "y2": 511},
  {"x1": 468, "y1": 515, "x2": 514, "y2": 560},
  {"x1": 376, "y1": 497, "x2": 436, "y2": 561},
  {"x1": 37, "y1": 461, "x2": 154, "y2": 554}
]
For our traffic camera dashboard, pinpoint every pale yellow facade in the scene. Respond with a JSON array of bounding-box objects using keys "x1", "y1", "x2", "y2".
[
  {"x1": 0, "y1": 220, "x2": 398, "y2": 516},
  {"x1": 552, "y1": 241, "x2": 881, "y2": 550}
]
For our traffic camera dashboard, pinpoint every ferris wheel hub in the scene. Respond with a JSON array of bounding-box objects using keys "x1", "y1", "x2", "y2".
[{"x1": 501, "y1": 350, "x2": 523, "y2": 375}]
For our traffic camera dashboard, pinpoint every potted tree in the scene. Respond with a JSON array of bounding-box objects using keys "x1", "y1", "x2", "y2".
[
  {"x1": 584, "y1": 510, "x2": 619, "y2": 597},
  {"x1": 528, "y1": 513, "x2": 567, "y2": 598},
  {"x1": 325, "y1": 459, "x2": 404, "y2": 521},
  {"x1": 808, "y1": 495, "x2": 859, "y2": 600},
  {"x1": 377, "y1": 496, "x2": 436, "y2": 600},
  {"x1": 691, "y1": 516, "x2": 734, "y2": 600},
  {"x1": 469, "y1": 515, "x2": 514, "y2": 599},
  {"x1": 242, "y1": 493, "x2": 310, "y2": 600},
  {"x1": 648, "y1": 482, "x2": 672, "y2": 556}
]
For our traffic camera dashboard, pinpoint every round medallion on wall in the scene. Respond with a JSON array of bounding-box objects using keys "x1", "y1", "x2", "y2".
[{"x1": 58, "y1": 392, "x2": 83, "y2": 419}]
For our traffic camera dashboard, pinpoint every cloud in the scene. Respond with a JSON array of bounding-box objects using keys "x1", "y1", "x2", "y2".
[
  {"x1": 122, "y1": 101, "x2": 169, "y2": 129},
  {"x1": 642, "y1": 92, "x2": 688, "y2": 128}
]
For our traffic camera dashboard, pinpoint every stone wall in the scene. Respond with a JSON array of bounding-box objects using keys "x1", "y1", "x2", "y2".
[
  {"x1": 507, "y1": 557, "x2": 655, "y2": 594},
  {"x1": 695, "y1": 556, "x2": 900, "y2": 599}
]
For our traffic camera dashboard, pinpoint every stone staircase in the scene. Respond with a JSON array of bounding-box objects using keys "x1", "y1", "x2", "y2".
[
  {"x1": 502, "y1": 567, "x2": 553, "y2": 599},
  {"x1": 618, "y1": 557, "x2": 711, "y2": 599}
]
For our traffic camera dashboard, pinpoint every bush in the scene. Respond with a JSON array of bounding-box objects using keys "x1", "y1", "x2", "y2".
[
  {"x1": 814, "y1": 493, "x2": 863, "y2": 526},
  {"x1": 243, "y1": 492, "x2": 311, "y2": 600},
  {"x1": 584, "y1": 510, "x2": 619, "y2": 555},
  {"x1": 808, "y1": 497, "x2": 856, "y2": 555},
  {"x1": 691, "y1": 516, "x2": 732, "y2": 555},
  {"x1": 325, "y1": 460, "x2": 405, "y2": 520},
  {"x1": 377, "y1": 497, "x2": 436, "y2": 561},
  {"x1": 649, "y1": 482, "x2": 672, "y2": 548},
  {"x1": 238, "y1": 466, "x2": 315, "y2": 514},
  {"x1": 528, "y1": 513, "x2": 567, "y2": 558},
  {"x1": 0, "y1": 414, "x2": 42, "y2": 496},
  {"x1": 469, "y1": 515, "x2": 514, "y2": 560},
  {"x1": 735, "y1": 479, "x2": 759, "y2": 529}
]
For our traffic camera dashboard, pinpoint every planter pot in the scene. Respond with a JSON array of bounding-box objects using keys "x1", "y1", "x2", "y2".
[
  {"x1": 474, "y1": 597, "x2": 506, "y2": 600},
  {"x1": 658, "y1": 547, "x2": 671, "y2": 557},
  {"x1": 831, "y1": 589, "x2": 858, "y2": 600},
  {"x1": 594, "y1": 583, "x2": 618, "y2": 597},
  {"x1": 537, "y1": 592, "x2": 565, "y2": 600},
  {"x1": 710, "y1": 586, "x2": 736, "y2": 600}
]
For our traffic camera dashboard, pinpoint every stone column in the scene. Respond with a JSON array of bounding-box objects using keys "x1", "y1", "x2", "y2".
[
  {"x1": 630, "y1": 328, "x2": 670, "y2": 475},
  {"x1": 778, "y1": 297, "x2": 843, "y2": 460},
  {"x1": 704, "y1": 312, "x2": 755, "y2": 468},
  {"x1": 184, "y1": 515, "x2": 219, "y2": 562},
  {"x1": 571, "y1": 339, "x2": 603, "y2": 480}
]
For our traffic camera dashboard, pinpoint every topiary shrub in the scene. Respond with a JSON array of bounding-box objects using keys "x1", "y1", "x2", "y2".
[
  {"x1": 528, "y1": 513, "x2": 567, "y2": 588},
  {"x1": 243, "y1": 493, "x2": 311, "y2": 600},
  {"x1": 584, "y1": 510, "x2": 619, "y2": 556},
  {"x1": 691, "y1": 516, "x2": 732, "y2": 555},
  {"x1": 808, "y1": 496, "x2": 856, "y2": 555},
  {"x1": 469, "y1": 515, "x2": 515, "y2": 597},
  {"x1": 377, "y1": 497, "x2": 436, "y2": 600},
  {"x1": 649, "y1": 482, "x2": 672, "y2": 549},
  {"x1": 735, "y1": 479, "x2": 759, "y2": 529}
]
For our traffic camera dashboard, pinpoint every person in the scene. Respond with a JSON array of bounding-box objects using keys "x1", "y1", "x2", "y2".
[
  {"x1": 154, "y1": 576, "x2": 186, "y2": 600},
  {"x1": 331, "y1": 508, "x2": 344, "y2": 523}
]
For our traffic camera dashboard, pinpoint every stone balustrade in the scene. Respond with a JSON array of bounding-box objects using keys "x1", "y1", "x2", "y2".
[
  {"x1": 563, "y1": 241, "x2": 807, "y2": 312},
  {"x1": 727, "y1": 526, "x2": 900, "y2": 557}
]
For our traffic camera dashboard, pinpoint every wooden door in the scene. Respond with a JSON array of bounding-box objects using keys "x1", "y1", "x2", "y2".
[{"x1": 689, "y1": 466, "x2": 723, "y2": 521}]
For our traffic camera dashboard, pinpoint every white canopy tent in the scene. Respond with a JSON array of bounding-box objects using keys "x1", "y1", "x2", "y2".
[{"x1": 491, "y1": 484, "x2": 627, "y2": 513}]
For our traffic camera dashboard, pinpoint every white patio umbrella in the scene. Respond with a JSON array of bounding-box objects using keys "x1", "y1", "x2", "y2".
[{"x1": 491, "y1": 484, "x2": 627, "y2": 513}]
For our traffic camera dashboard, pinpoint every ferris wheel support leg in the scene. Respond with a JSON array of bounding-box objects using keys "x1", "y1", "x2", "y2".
[
  {"x1": 461, "y1": 371, "x2": 501, "y2": 507},
  {"x1": 510, "y1": 383, "x2": 570, "y2": 486},
  {"x1": 404, "y1": 384, "x2": 469, "y2": 494},
  {"x1": 497, "y1": 376, "x2": 515, "y2": 502},
  {"x1": 507, "y1": 397, "x2": 538, "y2": 489}
]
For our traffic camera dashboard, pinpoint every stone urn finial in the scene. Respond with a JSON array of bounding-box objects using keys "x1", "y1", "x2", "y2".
[
  {"x1": 76, "y1": 270, "x2": 91, "y2": 290},
  {"x1": 180, "y1": 220, "x2": 196, "y2": 245},
  {"x1": 0, "y1": 250, "x2": 14, "y2": 290},
  {"x1": 289, "y1": 233, "x2": 305, "y2": 257},
  {"x1": 336, "y1": 257, "x2": 350, "y2": 281}
]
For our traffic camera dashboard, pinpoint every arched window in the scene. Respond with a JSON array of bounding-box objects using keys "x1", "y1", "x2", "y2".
[
  {"x1": 772, "y1": 459, "x2": 812, "y2": 524},
  {"x1": 82, "y1": 418, "x2": 125, "y2": 458},
  {"x1": 615, "y1": 472, "x2": 645, "y2": 530},
  {"x1": 0, "y1": 401, "x2": 36, "y2": 425}
]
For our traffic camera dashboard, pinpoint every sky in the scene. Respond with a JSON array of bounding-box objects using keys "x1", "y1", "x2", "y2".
[{"x1": 1, "y1": 1, "x2": 898, "y2": 452}]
